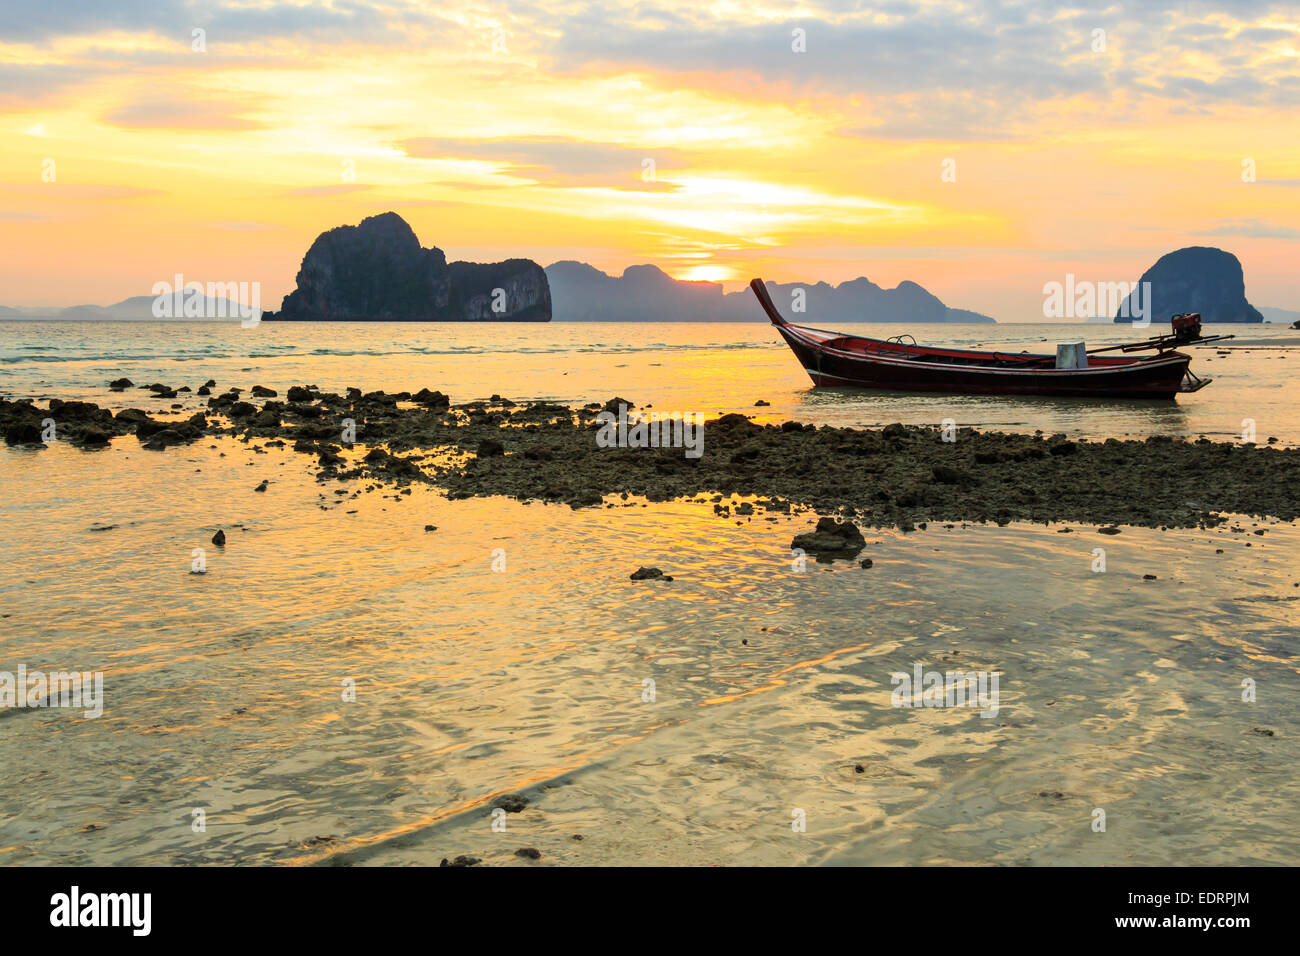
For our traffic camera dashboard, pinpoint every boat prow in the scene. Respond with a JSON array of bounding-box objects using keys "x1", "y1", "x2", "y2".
[{"x1": 750, "y1": 277, "x2": 788, "y2": 326}]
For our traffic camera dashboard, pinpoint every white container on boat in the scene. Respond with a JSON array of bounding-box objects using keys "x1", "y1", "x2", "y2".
[{"x1": 1055, "y1": 341, "x2": 1088, "y2": 369}]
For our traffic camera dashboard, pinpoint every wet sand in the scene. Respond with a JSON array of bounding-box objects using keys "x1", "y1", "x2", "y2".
[
  {"x1": 3, "y1": 372, "x2": 1299, "y2": 867},
  {"x1": 1, "y1": 434, "x2": 1295, "y2": 866}
]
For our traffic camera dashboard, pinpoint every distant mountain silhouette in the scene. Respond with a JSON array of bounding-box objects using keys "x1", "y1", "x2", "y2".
[
  {"x1": 1258, "y1": 306, "x2": 1300, "y2": 325},
  {"x1": 545, "y1": 261, "x2": 727, "y2": 321},
  {"x1": 545, "y1": 262, "x2": 996, "y2": 323},
  {"x1": 0, "y1": 295, "x2": 254, "y2": 320},
  {"x1": 1115, "y1": 247, "x2": 1264, "y2": 324}
]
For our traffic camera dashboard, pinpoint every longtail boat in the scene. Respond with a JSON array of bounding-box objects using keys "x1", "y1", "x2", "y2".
[{"x1": 750, "y1": 278, "x2": 1230, "y2": 399}]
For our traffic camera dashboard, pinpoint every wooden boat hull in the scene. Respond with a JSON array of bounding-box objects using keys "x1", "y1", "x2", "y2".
[
  {"x1": 776, "y1": 323, "x2": 1192, "y2": 399},
  {"x1": 751, "y1": 278, "x2": 1195, "y2": 399}
]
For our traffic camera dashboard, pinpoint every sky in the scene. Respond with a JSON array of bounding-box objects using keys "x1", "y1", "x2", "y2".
[{"x1": 0, "y1": 0, "x2": 1297, "y2": 320}]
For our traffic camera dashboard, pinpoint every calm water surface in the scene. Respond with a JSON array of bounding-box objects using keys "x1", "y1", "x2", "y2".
[{"x1": 4, "y1": 319, "x2": 1298, "y2": 441}]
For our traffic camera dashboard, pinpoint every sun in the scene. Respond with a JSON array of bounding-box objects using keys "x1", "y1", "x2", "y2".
[{"x1": 674, "y1": 265, "x2": 737, "y2": 283}]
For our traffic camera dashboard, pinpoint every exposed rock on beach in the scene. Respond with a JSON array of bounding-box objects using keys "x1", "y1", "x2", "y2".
[
  {"x1": 630, "y1": 567, "x2": 673, "y2": 581},
  {"x1": 791, "y1": 517, "x2": 867, "y2": 555},
  {"x1": 6, "y1": 387, "x2": 1300, "y2": 530}
]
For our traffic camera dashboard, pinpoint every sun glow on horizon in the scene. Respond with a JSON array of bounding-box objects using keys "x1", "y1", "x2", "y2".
[{"x1": 673, "y1": 264, "x2": 738, "y2": 283}]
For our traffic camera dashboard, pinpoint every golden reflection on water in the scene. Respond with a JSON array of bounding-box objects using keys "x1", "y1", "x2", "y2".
[
  {"x1": 701, "y1": 643, "x2": 874, "y2": 707},
  {"x1": 1, "y1": 396, "x2": 1299, "y2": 864},
  {"x1": 2, "y1": 319, "x2": 1299, "y2": 443}
]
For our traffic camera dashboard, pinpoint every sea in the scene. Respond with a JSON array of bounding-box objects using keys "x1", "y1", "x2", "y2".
[{"x1": 1, "y1": 319, "x2": 1297, "y2": 865}]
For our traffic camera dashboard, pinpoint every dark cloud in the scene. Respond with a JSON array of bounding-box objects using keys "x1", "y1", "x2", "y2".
[
  {"x1": 4, "y1": 1, "x2": 1297, "y2": 140},
  {"x1": 0, "y1": 1, "x2": 182, "y2": 43},
  {"x1": 540, "y1": 2, "x2": 1300, "y2": 135},
  {"x1": 1232, "y1": 26, "x2": 1297, "y2": 43},
  {"x1": 0, "y1": 0, "x2": 434, "y2": 44}
]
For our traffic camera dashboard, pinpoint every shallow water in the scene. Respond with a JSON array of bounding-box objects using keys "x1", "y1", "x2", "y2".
[
  {"x1": 3, "y1": 319, "x2": 1298, "y2": 443},
  {"x1": 1, "y1": 320, "x2": 1298, "y2": 865}
]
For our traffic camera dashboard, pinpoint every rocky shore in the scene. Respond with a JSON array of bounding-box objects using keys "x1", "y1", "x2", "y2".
[{"x1": 5, "y1": 382, "x2": 1300, "y2": 530}]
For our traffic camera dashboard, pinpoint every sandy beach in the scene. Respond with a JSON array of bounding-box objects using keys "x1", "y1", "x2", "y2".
[{"x1": 2, "y1": 436, "x2": 1296, "y2": 866}]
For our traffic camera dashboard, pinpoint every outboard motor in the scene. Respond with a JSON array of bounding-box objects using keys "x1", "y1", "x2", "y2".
[{"x1": 1171, "y1": 312, "x2": 1202, "y2": 342}]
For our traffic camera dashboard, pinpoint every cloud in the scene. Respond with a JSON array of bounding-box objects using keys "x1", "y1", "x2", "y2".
[
  {"x1": 8, "y1": 2, "x2": 1298, "y2": 140},
  {"x1": 840, "y1": 94, "x2": 1030, "y2": 142},
  {"x1": 545, "y1": 8, "x2": 1100, "y2": 129},
  {"x1": 0, "y1": 1, "x2": 182, "y2": 43},
  {"x1": 1199, "y1": 218, "x2": 1300, "y2": 240},
  {"x1": 1233, "y1": 26, "x2": 1299, "y2": 43},
  {"x1": 0, "y1": 0, "x2": 436, "y2": 45},
  {"x1": 0, "y1": 63, "x2": 102, "y2": 110},
  {"x1": 540, "y1": 2, "x2": 1300, "y2": 136},
  {"x1": 102, "y1": 93, "x2": 266, "y2": 129},
  {"x1": 400, "y1": 137, "x2": 692, "y2": 189}
]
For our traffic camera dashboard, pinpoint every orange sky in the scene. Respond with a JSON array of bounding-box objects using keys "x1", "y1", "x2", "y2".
[{"x1": 1, "y1": 1, "x2": 1297, "y2": 319}]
